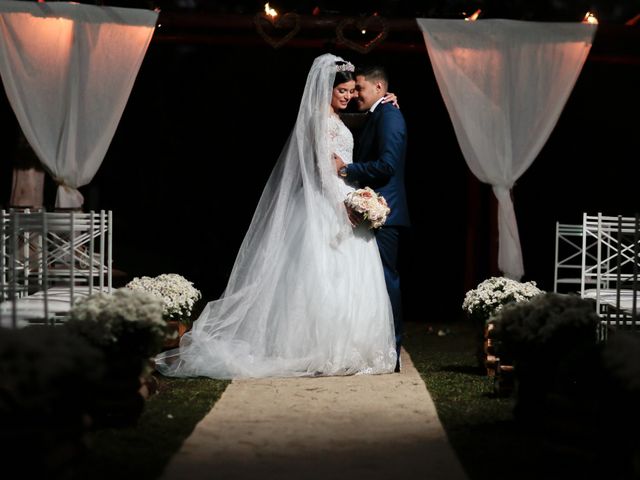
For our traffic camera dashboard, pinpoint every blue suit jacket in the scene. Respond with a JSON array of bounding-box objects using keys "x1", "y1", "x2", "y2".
[{"x1": 347, "y1": 102, "x2": 410, "y2": 227}]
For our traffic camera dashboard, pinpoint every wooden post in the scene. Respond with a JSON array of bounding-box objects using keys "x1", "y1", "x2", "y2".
[
  {"x1": 489, "y1": 189, "x2": 500, "y2": 277},
  {"x1": 10, "y1": 167, "x2": 44, "y2": 207},
  {"x1": 464, "y1": 171, "x2": 501, "y2": 289},
  {"x1": 9, "y1": 133, "x2": 45, "y2": 208},
  {"x1": 464, "y1": 170, "x2": 481, "y2": 292}
]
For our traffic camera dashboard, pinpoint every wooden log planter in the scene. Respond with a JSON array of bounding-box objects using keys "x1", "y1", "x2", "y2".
[
  {"x1": 163, "y1": 320, "x2": 190, "y2": 349},
  {"x1": 483, "y1": 321, "x2": 515, "y2": 396}
]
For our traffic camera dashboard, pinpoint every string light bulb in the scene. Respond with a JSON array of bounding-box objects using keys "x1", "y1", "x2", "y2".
[
  {"x1": 464, "y1": 9, "x2": 481, "y2": 21},
  {"x1": 264, "y1": 3, "x2": 278, "y2": 20}
]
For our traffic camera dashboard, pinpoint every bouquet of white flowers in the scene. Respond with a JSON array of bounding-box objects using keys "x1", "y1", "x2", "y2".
[
  {"x1": 125, "y1": 273, "x2": 202, "y2": 325},
  {"x1": 462, "y1": 276, "x2": 544, "y2": 324},
  {"x1": 66, "y1": 288, "x2": 167, "y2": 357},
  {"x1": 344, "y1": 186, "x2": 390, "y2": 229}
]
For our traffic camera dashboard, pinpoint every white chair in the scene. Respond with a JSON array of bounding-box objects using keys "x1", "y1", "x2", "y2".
[
  {"x1": 1, "y1": 208, "x2": 43, "y2": 303},
  {"x1": 553, "y1": 221, "x2": 600, "y2": 293}
]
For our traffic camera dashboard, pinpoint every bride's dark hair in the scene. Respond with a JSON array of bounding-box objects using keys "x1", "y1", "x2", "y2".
[{"x1": 334, "y1": 61, "x2": 355, "y2": 87}]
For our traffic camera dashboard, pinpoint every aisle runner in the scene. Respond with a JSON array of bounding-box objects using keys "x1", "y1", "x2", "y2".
[{"x1": 160, "y1": 349, "x2": 468, "y2": 480}]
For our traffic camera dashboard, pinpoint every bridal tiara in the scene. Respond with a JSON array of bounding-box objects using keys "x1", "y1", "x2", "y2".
[{"x1": 336, "y1": 62, "x2": 355, "y2": 72}]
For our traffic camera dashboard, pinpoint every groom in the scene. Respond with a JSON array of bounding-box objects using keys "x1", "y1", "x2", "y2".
[{"x1": 335, "y1": 64, "x2": 410, "y2": 372}]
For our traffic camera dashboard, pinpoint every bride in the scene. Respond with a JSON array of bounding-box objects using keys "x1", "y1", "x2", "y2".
[{"x1": 154, "y1": 54, "x2": 397, "y2": 379}]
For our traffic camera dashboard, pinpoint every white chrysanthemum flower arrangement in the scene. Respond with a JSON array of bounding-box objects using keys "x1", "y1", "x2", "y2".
[
  {"x1": 125, "y1": 273, "x2": 202, "y2": 325},
  {"x1": 462, "y1": 276, "x2": 544, "y2": 324},
  {"x1": 66, "y1": 288, "x2": 167, "y2": 360}
]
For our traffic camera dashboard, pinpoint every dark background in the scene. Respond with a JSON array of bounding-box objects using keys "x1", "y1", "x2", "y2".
[{"x1": 1, "y1": 1, "x2": 639, "y2": 322}]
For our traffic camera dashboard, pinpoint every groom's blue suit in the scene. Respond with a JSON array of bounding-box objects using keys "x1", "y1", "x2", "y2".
[{"x1": 345, "y1": 101, "x2": 409, "y2": 367}]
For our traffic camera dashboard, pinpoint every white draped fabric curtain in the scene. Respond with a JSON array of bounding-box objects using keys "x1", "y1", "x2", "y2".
[
  {"x1": 417, "y1": 19, "x2": 596, "y2": 280},
  {"x1": 0, "y1": 1, "x2": 157, "y2": 208}
]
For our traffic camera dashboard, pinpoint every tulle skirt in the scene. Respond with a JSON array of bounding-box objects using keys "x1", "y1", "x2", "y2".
[{"x1": 154, "y1": 190, "x2": 397, "y2": 379}]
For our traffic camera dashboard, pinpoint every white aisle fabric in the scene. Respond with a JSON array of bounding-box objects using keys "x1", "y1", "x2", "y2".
[
  {"x1": 0, "y1": 1, "x2": 158, "y2": 208},
  {"x1": 417, "y1": 19, "x2": 596, "y2": 280}
]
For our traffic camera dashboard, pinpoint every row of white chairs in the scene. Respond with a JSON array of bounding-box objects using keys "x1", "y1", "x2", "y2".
[
  {"x1": 0, "y1": 208, "x2": 113, "y2": 327},
  {"x1": 554, "y1": 212, "x2": 640, "y2": 336}
]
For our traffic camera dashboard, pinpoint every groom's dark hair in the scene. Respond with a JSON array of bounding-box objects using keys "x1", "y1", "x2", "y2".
[{"x1": 354, "y1": 65, "x2": 389, "y2": 88}]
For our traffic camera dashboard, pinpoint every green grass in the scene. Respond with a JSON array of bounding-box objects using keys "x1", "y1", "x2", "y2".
[
  {"x1": 403, "y1": 320, "x2": 610, "y2": 480},
  {"x1": 76, "y1": 376, "x2": 229, "y2": 479}
]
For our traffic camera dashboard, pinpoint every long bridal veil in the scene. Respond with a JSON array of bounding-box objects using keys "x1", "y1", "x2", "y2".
[{"x1": 155, "y1": 53, "x2": 396, "y2": 379}]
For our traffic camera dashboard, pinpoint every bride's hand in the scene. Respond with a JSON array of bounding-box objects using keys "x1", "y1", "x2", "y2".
[
  {"x1": 345, "y1": 204, "x2": 362, "y2": 227},
  {"x1": 381, "y1": 92, "x2": 400, "y2": 109}
]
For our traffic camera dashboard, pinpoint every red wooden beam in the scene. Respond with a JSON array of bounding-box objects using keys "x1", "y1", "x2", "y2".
[{"x1": 152, "y1": 12, "x2": 640, "y2": 63}]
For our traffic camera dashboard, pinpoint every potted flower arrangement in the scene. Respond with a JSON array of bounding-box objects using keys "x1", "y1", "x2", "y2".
[
  {"x1": 488, "y1": 293, "x2": 601, "y2": 423},
  {"x1": 65, "y1": 288, "x2": 167, "y2": 427},
  {"x1": 462, "y1": 276, "x2": 544, "y2": 325},
  {"x1": 124, "y1": 273, "x2": 202, "y2": 347},
  {"x1": 462, "y1": 276, "x2": 544, "y2": 381}
]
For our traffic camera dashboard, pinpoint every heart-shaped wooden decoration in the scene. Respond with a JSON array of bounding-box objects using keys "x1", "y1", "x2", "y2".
[
  {"x1": 336, "y1": 16, "x2": 388, "y2": 54},
  {"x1": 254, "y1": 12, "x2": 301, "y2": 49}
]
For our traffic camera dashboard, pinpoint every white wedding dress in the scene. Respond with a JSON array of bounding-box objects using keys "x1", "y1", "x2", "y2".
[{"x1": 155, "y1": 54, "x2": 396, "y2": 379}]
